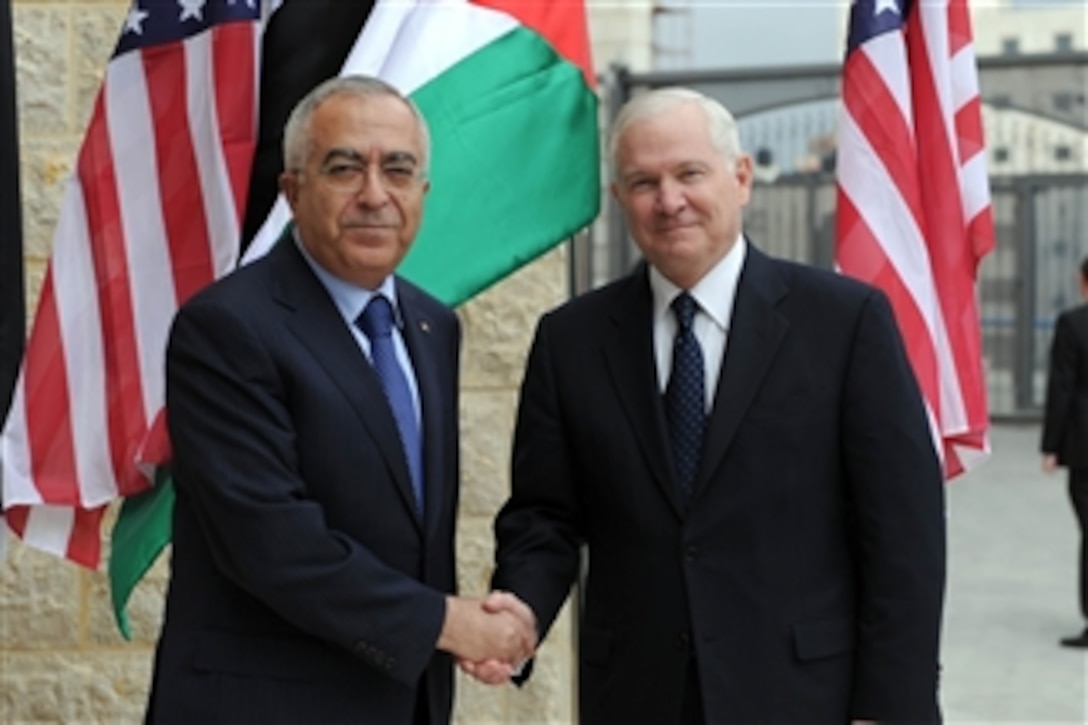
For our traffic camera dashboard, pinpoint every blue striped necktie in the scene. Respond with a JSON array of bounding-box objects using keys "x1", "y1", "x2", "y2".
[
  {"x1": 665, "y1": 292, "x2": 706, "y2": 497},
  {"x1": 356, "y1": 295, "x2": 423, "y2": 515}
]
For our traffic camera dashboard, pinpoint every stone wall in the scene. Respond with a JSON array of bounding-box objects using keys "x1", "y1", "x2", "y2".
[{"x1": 0, "y1": 1, "x2": 651, "y2": 722}]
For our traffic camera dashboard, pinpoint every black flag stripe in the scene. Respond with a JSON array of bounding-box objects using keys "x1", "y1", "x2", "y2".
[
  {"x1": 240, "y1": 0, "x2": 376, "y2": 249},
  {"x1": 0, "y1": 0, "x2": 24, "y2": 423}
]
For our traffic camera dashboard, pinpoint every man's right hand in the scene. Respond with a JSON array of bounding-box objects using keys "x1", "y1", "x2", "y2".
[
  {"x1": 437, "y1": 593, "x2": 537, "y2": 681},
  {"x1": 458, "y1": 591, "x2": 538, "y2": 685}
]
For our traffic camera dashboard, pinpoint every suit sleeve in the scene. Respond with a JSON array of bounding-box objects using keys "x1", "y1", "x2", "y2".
[
  {"x1": 492, "y1": 315, "x2": 585, "y2": 640},
  {"x1": 166, "y1": 297, "x2": 446, "y2": 686},
  {"x1": 1042, "y1": 311, "x2": 1076, "y2": 457},
  {"x1": 840, "y1": 290, "x2": 946, "y2": 720}
]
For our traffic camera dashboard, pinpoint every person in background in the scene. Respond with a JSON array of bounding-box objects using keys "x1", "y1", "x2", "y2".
[
  {"x1": 146, "y1": 75, "x2": 535, "y2": 724},
  {"x1": 484, "y1": 87, "x2": 946, "y2": 723},
  {"x1": 1042, "y1": 255, "x2": 1088, "y2": 649}
]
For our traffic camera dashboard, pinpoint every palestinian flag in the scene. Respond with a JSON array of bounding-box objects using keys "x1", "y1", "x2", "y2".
[
  {"x1": 244, "y1": 0, "x2": 600, "y2": 302},
  {"x1": 109, "y1": 0, "x2": 598, "y2": 635}
]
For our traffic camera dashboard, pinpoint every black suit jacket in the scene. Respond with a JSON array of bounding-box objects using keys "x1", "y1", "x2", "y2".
[
  {"x1": 494, "y1": 245, "x2": 946, "y2": 723},
  {"x1": 1042, "y1": 302, "x2": 1088, "y2": 469},
  {"x1": 147, "y1": 239, "x2": 461, "y2": 724}
]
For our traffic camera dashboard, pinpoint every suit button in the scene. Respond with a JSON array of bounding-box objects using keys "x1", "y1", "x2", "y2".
[
  {"x1": 678, "y1": 632, "x2": 691, "y2": 651},
  {"x1": 684, "y1": 546, "x2": 698, "y2": 562}
]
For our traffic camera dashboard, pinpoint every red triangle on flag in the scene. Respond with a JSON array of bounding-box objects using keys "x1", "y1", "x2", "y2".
[{"x1": 470, "y1": 0, "x2": 595, "y2": 88}]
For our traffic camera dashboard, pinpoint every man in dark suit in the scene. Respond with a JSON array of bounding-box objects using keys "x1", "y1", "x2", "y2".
[
  {"x1": 1042, "y1": 256, "x2": 1088, "y2": 649},
  {"x1": 488, "y1": 88, "x2": 946, "y2": 722},
  {"x1": 146, "y1": 75, "x2": 535, "y2": 724}
]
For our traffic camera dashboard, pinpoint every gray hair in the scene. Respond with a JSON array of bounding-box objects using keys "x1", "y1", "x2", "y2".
[
  {"x1": 282, "y1": 75, "x2": 432, "y2": 177},
  {"x1": 607, "y1": 87, "x2": 743, "y2": 179}
]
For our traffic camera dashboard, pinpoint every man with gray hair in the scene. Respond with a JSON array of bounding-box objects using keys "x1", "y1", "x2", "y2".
[
  {"x1": 146, "y1": 75, "x2": 535, "y2": 724},
  {"x1": 488, "y1": 87, "x2": 946, "y2": 722}
]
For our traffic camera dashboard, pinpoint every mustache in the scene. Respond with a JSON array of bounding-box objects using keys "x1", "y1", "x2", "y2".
[{"x1": 343, "y1": 214, "x2": 400, "y2": 228}]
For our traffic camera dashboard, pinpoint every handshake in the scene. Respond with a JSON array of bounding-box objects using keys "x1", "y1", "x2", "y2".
[{"x1": 438, "y1": 591, "x2": 538, "y2": 685}]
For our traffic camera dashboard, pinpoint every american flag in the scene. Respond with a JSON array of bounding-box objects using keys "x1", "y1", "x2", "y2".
[
  {"x1": 1, "y1": 0, "x2": 264, "y2": 566},
  {"x1": 835, "y1": 0, "x2": 995, "y2": 479}
]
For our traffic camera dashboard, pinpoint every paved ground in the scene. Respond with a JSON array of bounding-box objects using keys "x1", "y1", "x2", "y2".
[{"x1": 942, "y1": 422, "x2": 1086, "y2": 723}]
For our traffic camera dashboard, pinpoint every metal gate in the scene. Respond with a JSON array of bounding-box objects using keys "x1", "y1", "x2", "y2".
[{"x1": 583, "y1": 57, "x2": 1088, "y2": 420}]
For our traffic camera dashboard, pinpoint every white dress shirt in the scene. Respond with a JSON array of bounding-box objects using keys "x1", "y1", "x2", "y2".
[{"x1": 649, "y1": 235, "x2": 747, "y2": 412}]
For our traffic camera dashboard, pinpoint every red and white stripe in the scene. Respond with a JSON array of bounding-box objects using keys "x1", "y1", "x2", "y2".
[
  {"x1": 836, "y1": 0, "x2": 995, "y2": 479},
  {"x1": 1, "y1": 19, "x2": 261, "y2": 566}
]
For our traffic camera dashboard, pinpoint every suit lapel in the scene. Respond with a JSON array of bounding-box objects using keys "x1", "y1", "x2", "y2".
[
  {"x1": 269, "y1": 242, "x2": 424, "y2": 528},
  {"x1": 602, "y1": 266, "x2": 686, "y2": 518},
  {"x1": 694, "y1": 246, "x2": 789, "y2": 497}
]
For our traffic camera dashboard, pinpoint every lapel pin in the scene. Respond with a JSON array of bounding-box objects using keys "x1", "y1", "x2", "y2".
[{"x1": 420, "y1": 321, "x2": 431, "y2": 333}]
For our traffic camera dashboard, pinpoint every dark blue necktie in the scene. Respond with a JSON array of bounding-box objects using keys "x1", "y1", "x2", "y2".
[
  {"x1": 665, "y1": 292, "x2": 706, "y2": 497},
  {"x1": 357, "y1": 295, "x2": 423, "y2": 515}
]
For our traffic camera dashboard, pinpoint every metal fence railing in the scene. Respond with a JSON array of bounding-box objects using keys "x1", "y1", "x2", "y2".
[{"x1": 583, "y1": 171, "x2": 1088, "y2": 421}]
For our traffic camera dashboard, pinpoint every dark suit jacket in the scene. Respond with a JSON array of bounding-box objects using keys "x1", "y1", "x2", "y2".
[
  {"x1": 146, "y1": 239, "x2": 461, "y2": 724},
  {"x1": 493, "y1": 245, "x2": 946, "y2": 723},
  {"x1": 1042, "y1": 302, "x2": 1088, "y2": 469}
]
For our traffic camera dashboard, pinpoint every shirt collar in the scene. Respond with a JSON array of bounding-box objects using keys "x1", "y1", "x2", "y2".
[
  {"x1": 294, "y1": 233, "x2": 402, "y2": 328},
  {"x1": 649, "y1": 234, "x2": 747, "y2": 331}
]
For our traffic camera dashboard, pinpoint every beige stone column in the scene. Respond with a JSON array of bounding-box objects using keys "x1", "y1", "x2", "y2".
[{"x1": 452, "y1": 247, "x2": 576, "y2": 724}]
